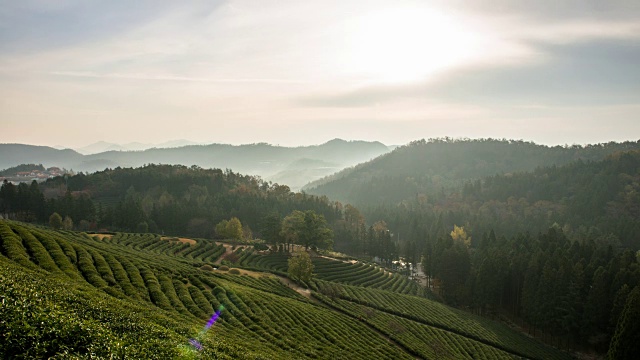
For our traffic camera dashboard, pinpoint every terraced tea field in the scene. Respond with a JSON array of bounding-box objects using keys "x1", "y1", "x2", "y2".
[{"x1": 0, "y1": 220, "x2": 572, "y2": 359}]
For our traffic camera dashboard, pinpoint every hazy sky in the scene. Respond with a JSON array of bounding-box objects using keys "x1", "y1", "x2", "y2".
[{"x1": 1, "y1": 0, "x2": 639, "y2": 148}]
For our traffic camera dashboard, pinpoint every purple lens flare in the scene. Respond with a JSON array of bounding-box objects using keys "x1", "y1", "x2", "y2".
[
  {"x1": 188, "y1": 304, "x2": 225, "y2": 351},
  {"x1": 188, "y1": 339, "x2": 203, "y2": 351}
]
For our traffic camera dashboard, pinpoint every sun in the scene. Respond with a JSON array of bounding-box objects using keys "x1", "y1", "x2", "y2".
[{"x1": 343, "y1": 7, "x2": 483, "y2": 83}]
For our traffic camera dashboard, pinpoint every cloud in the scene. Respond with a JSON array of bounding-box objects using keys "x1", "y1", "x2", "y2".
[
  {"x1": 1, "y1": 0, "x2": 639, "y2": 148},
  {"x1": 299, "y1": 37, "x2": 640, "y2": 108},
  {"x1": 48, "y1": 71, "x2": 308, "y2": 84},
  {"x1": 446, "y1": 0, "x2": 640, "y2": 22}
]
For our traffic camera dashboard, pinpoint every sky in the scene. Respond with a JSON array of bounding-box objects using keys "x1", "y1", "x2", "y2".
[{"x1": 1, "y1": 0, "x2": 639, "y2": 149}]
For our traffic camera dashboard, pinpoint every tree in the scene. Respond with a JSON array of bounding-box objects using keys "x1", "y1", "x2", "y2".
[
  {"x1": 607, "y1": 286, "x2": 640, "y2": 359},
  {"x1": 226, "y1": 217, "x2": 243, "y2": 241},
  {"x1": 281, "y1": 210, "x2": 305, "y2": 251},
  {"x1": 215, "y1": 217, "x2": 243, "y2": 241},
  {"x1": 215, "y1": 220, "x2": 229, "y2": 238},
  {"x1": 49, "y1": 212, "x2": 62, "y2": 230},
  {"x1": 136, "y1": 221, "x2": 149, "y2": 233},
  {"x1": 451, "y1": 225, "x2": 471, "y2": 248},
  {"x1": 439, "y1": 242, "x2": 471, "y2": 304},
  {"x1": 281, "y1": 210, "x2": 334, "y2": 251},
  {"x1": 260, "y1": 213, "x2": 282, "y2": 247},
  {"x1": 288, "y1": 251, "x2": 314, "y2": 284},
  {"x1": 62, "y1": 216, "x2": 73, "y2": 230},
  {"x1": 302, "y1": 210, "x2": 333, "y2": 250}
]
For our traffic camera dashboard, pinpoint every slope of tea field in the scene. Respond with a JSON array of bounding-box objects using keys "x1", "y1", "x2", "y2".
[{"x1": 0, "y1": 220, "x2": 571, "y2": 359}]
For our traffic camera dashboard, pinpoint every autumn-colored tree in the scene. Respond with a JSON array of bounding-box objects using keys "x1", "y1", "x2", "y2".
[{"x1": 451, "y1": 225, "x2": 471, "y2": 248}]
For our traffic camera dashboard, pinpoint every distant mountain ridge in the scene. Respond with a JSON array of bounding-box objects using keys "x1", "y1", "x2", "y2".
[
  {"x1": 304, "y1": 138, "x2": 640, "y2": 206},
  {"x1": 0, "y1": 139, "x2": 390, "y2": 190},
  {"x1": 74, "y1": 140, "x2": 201, "y2": 155}
]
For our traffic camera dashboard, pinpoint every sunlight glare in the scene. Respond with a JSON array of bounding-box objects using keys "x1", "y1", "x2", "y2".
[{"x1": 344, "y1": 7, "x2": 484, "y2": 83}]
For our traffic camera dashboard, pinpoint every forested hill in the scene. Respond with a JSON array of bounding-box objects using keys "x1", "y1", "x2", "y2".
[
  {"x1": 0, "y1": 164, "x2": 342, "y2": 239},
  {"x1": 0, "y1": 139, "x2": 390, "y2": 190},
  {"x1": 304, "y1": 138, "x2": 640, "y2": 206},
  {"x1": 364, "y1": 150, "x2": 640, "y2": 250}
]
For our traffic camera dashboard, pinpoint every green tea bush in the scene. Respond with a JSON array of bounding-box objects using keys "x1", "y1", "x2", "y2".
[
  {"x1": 173, "y1": 279, "x2": 206, "y2": 318},
  {"x1": 10, "y1": 225, "x2": 58, "y2": 273},
  {"x1": 139, "y1": 266, "x2": 172, "y2": 311},
  {"x1": 74, "y1": 245, "x2": 108, "y2": 288},
  {"x1": 87, "y1": 248, "x2": 118, "y2": 286}
]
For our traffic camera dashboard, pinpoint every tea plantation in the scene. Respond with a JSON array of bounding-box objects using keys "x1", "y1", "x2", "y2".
[{"x1": 0, "y1": 220, "x2": 571, "y2": 359}]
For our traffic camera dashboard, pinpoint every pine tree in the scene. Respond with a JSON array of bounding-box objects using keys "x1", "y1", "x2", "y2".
[{"x1": 607, "y1": 286, "x2": 640, "y2": 359}]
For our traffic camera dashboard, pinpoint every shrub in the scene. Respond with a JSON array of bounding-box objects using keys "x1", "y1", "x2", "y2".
[
  {"x1": 229, "y1": 268, "x2": 241, "y2": 275},
  {"x1": 218, "y1": 265, "x2": 230, "y2": 271},
  {"x1": 200, "y1": 264, "x2": 214, "y2": 271},
  {"x1": 254, "y1": 243, "x2": 268, "y2": 251}
]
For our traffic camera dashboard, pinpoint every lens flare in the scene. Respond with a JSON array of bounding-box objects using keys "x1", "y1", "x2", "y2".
[{"x1": 187, "y1": 305, "x2": 225, "y2": 352}]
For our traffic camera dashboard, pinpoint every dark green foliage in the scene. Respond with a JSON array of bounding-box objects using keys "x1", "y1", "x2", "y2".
[
  {"x1": 32, "y1": 229, "x2": 82, "y2": 280},
  {"x1": 173, "y1": 279, "x2": 206, "y2": 318},
  {"x1": 49, "y1": 212, "x2": 63, "y2": 230},
  {"x1": 139, "y1": 266, "x2": 172, "y2": 311},
  {"x1": 158, "y1": 274, "x2": 190, "y2": 316},
  {"x1": 53, "y1": 234, "x2": 77, "y2": 264},
  {"x1": 306, "y1": 138, "x2": 640, "y2": 207},
  {"x1": 13, "y1": 223, "x2": 61, "y2": 274},
  {"x1": 314, "y1": 281, "x2": 570, "y2": 360},
  {"x1": 35, "y1": 164, "x2": 341, "y2": 236},
  {"x1": 188, "y1": 285, "x2": 214, "y2": 315},
  {"x1": 607, "y1": 286, "x2": 640, "y2": 359},
  {"x1": 104, "y1": 253, "x2": 140, "y2": 299},
  {"x1": 74, "y1": 245, "x2": 108, "y2": 288},
  {"x1": 87, "y1": 248, "x2": 118, "y2": 286},
  {"x1": 0, "y1": 163, "x2": 45, "y2": 176},
  {"x1": 118, "y1": 256, "x2": 150, "y2": 301},
  {"x1": 0, "y1": 222, "x2": 35, "y2": 268}
]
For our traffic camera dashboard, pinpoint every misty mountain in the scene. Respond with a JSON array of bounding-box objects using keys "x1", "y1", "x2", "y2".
[
  {"x1": 266, "y1": 158, "x2": 341, "y2": 190},
  {"x1": 0, "y1": 144, "x2": 85, "y2": 170},
  {"x1": 74, "y1": 139, "x2": 201, "y2": 155},
  {"x1": 304, "y1": 138, "x2": 640, "y2": 206},
  {"x1": 0, "y1": 139, "x2": 390, "y2": 190}
]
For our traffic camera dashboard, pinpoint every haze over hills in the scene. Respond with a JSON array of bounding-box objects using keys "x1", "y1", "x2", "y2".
[
  {"x1": 74, "y1": 140, "x2": 203, "y2": 155},
  {"x1": 0, "y1": 139, "x2": 391, "y2": 190},
  {"x1": 304, "y1": 138, "x2": 640, "y2": 206}
]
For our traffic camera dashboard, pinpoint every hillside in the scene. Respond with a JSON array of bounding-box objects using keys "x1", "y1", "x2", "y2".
[
  {"x1": 304, "y1": 138, "x2": 640, "y2": 206},
  {"x1": 0, "y1": 220, "x2": 571, "y2": 359},
  {"x1": 0, "y1": 164, "x2": 342, "y2": 239},
  {"x1": 0, "y1": 139, "x2": 390, "y2": 190},
  {"x1": 0, "y1": 144, "x2": 85, "y2": 171},
  {"x1": 361, "y1": 150, "x2": 640, "y2": 249}
]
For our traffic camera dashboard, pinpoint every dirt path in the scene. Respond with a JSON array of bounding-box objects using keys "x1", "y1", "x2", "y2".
[
  {"x1": 277, "y1": 276, "x2": 315, "y2": 301},
  {"x1": 161, "y1": 236, "x2": 196, "y2": 245},
  {"x1": 212, "y1": 243, "x2": 234, "y2": 265}
]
